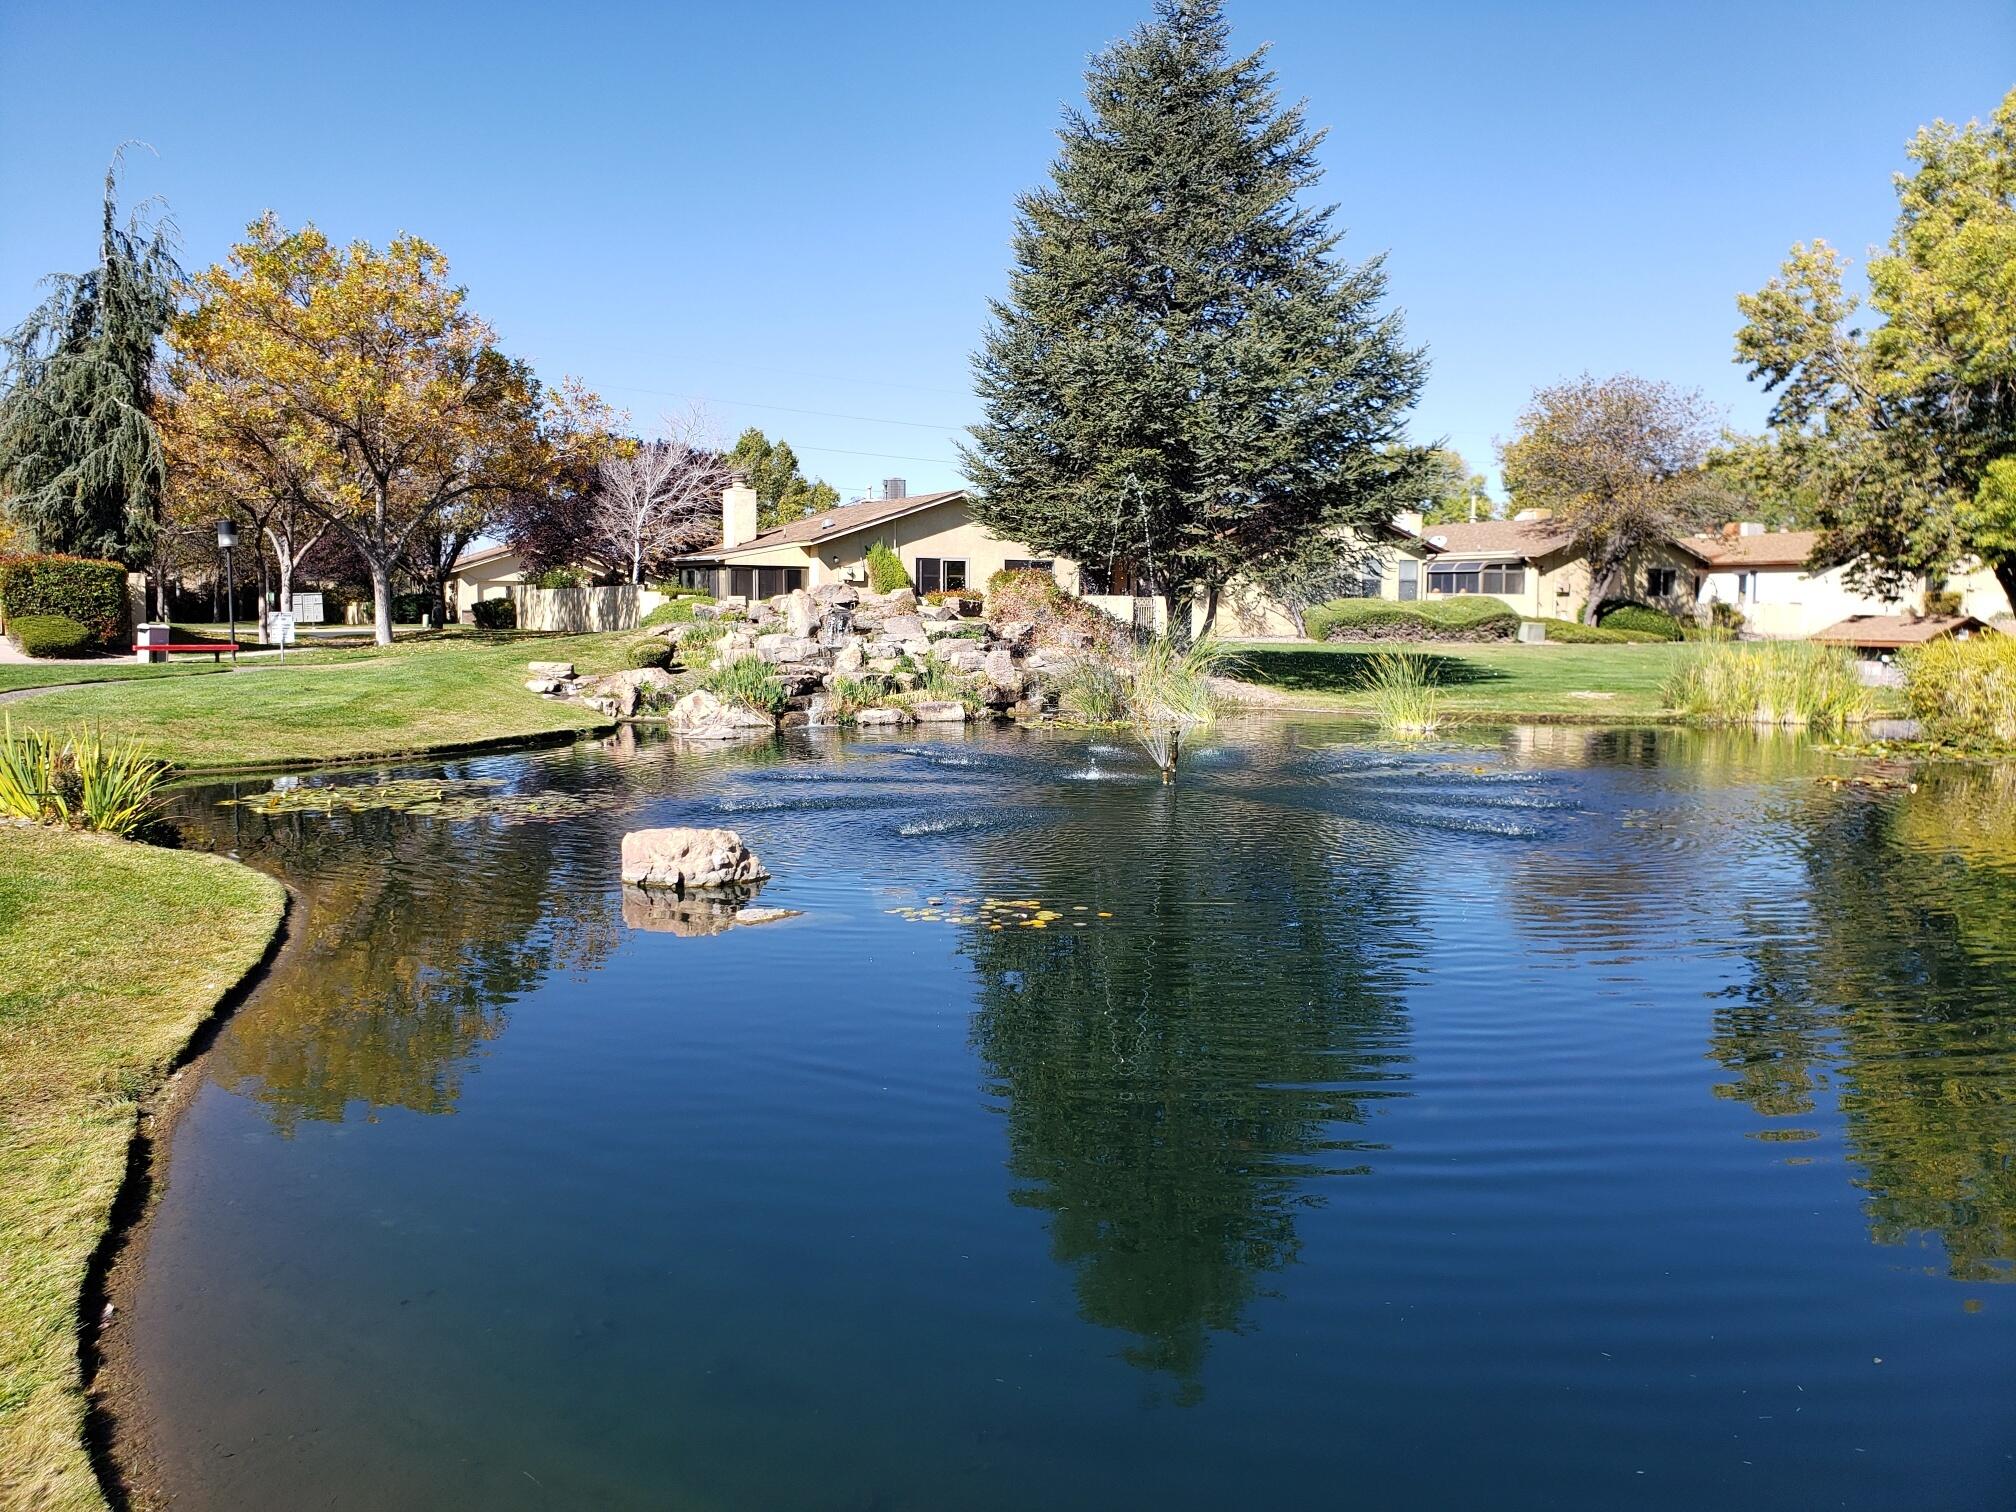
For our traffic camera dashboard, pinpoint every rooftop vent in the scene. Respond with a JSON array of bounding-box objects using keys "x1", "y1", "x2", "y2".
[{"x1": 881, "y1": 477, "x2": 907, "y2": 501}]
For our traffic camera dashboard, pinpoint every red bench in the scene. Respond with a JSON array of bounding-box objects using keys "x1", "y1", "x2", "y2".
[{"x1": 134, "y1": 642, "x2": 240, "y2": 663}]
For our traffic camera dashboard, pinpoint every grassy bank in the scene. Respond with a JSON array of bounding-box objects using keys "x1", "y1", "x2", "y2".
[
  {"x1": 0, "y1": 663, "x2": 226, "y2": 696},
  {"x1": 0, "y1": 827, "x2": 285, "y2": 1512},
  {"x1": 6, "y1": 634, "x2": 630, "y2": 770},
  {"x1": 1228, "y1": 640, "x2": 1694, "y2": 720}
]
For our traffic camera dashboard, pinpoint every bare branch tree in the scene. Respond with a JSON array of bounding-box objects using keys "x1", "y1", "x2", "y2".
[{"x1": 590, "y1": 409, "x2": 730, "y2": 584}]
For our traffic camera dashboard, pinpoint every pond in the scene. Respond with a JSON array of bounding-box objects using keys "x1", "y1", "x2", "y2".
[{"x1": 110, "y1": 720, "x2": 2014, "y2": 1510}]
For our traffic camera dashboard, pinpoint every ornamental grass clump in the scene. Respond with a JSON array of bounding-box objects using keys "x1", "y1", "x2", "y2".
[
  {"x1": 1362, "y1": 651, "x2": 1443, "y2": 736},
  {"x1": 1666, "y1": 641, "x2": 1874, "y2": 732},
  {"x1": 1902, "y1": 635, "x2": 2016, "y2": 750},
  {"x1": 1126, "y1": 634, "x2": 1232, "y2": 781},
  {"x1": 0, "y1": 717, "x2": 168, "y2": 835},
  {"x1": 699, "y1": 656, "x2": 786, "y2": 716},
  {"x1": 1050, "y1": 656, "x2": 1130, "y2": 725}
]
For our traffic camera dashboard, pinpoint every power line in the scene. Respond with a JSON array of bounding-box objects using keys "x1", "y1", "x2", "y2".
[{"x1": 598, "y1": 382, "x2": 969, "y2": 433}]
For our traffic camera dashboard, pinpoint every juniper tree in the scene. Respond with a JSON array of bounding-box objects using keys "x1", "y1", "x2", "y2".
[
  {"x1": 0, "y1": 150, "x2": 182, "y2": 563},
  {"x1": 962, "y1": 0, "x2": 1432, "y2": 633}
]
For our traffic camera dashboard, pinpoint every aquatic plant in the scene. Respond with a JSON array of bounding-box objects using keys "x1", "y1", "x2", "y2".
[
  {"x1": 1361, "y1": 650, "x2": 1443, "y2": 737},
  {"x1": 824, "y1": 675, "x2": 884, "y2": 722},
  {"x1": 1126, "y1": 634, "x2": 1231, "y2": 781},
  {"x1": 1050, "y1": 656, "x2": 1130, "y2": 725},
  {"x1": 1901, "y1": 634, "x2": 2016, "y2": 750},
  {"x1": 219, "y1": 775, "x2": 595, "y2": 824},
  {"x1": 1665, "y1": 641, "x2": 1874, "y2": 732},
  {"x1": 0, "y1": 717, "x2": 167, "y2": 835},
  {"x1": 700, "y1": 655, "x2": 788, "y2": 716}
]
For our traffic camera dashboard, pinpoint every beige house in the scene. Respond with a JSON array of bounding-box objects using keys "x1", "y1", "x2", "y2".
[
  {"x1": 1685, "y1": 528, "x2": 1913, "y2": 638},
  {"x1": 671, "y1": 484, "x2": 1075, "y2": 600},
  {"x1": 450, "y1": 543, "x2": 531, "y2": 620},
  {"x1": 1406, "y1": 514, "x2": 1705, "y2": 622}
]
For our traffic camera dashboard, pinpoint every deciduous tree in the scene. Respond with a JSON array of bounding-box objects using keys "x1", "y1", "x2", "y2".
[
  {"x1": 1420, "y1": 449, "x2": 1494, "y2": 525},
  {"x1": 0, "y1": 150, "x2": 180, "y2": 563},
  {"x1": 961, "y1": 0, "x2": 1432, "y2": 634},
  {"x1": 1735, "y1": 88, "x2": 2016, "y2": 608},
  {"x1": 173, "y1": 217, "x2": 594, "y2": 644},
  {"x1": 1498, "y1": 374, "x2": 1728, "y2": 623},
  {"x1": 592, "y1": 411, "x2": 730, "y2": 583}
]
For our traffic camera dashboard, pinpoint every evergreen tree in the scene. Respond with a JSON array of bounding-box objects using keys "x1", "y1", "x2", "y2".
[
  {"x1": 962, "y1": 0, "x2": 1431, "y2": 632},
  {"x1": 0, "y1": 151, "x2": 181, "y2": 563}
]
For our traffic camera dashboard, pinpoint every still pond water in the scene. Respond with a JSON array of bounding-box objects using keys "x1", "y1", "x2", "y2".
[{"x1": 120, "y1": 719, "x2": 2014, "y2": 1510}]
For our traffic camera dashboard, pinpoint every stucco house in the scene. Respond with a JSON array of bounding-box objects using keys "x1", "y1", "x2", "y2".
[
  {"x1": 669, "y1": 483, "x2": 1075, "y2": 601},
  {"x1": 1683, "y1": 527, "x2": 1915, "y2": 638},
  {"x1": 1406, "y1": 514, "x2": 1705, "y2": 623},
  {"x1": 449, "y1": 542, "x2": 531, "y2": 620}
]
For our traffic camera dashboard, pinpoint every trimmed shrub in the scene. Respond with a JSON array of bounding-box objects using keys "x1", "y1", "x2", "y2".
[
  {"x1": 924, "y1": 587, "x2": 984, "y2": 613},
  {"x1": 8, "y1": 614, "x2": 94, "y2": 658},
  {"x1": 1902, "y1": 634, "x2": 2016, "y2": 749},
  {"x1": 625, "y1": 638, "x2": 672, "y2": 670},
  {"x1": 645, "y1": 596, "x2": 717, "y2": 628},
  {"x1": 866, "y1": 540, "x2": 911, "y2": 594},
  {"x1": 531, "y1": 567, "x2": 586, "y2": 589},
  {"x1": 1595, "y1": 601, "x2": 1684, "y2": 640},
  {"x1": 1305, "y1": 597, "x2": 1518, "y2": 643},
  {"x1": 1524, "y1": 617, "x2": 1662, "y2": 644},
  {"x1": 0, "y1": 553, "x2": 128, "y2": 648},
  {"x1": 471, "y1": 598, "x2": 517, "y2": 630}
]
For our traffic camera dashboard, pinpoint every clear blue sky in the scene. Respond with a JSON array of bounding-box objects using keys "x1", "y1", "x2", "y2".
[{"x1": 5, "y1": 1, "x2": 2011, "y2": 500}]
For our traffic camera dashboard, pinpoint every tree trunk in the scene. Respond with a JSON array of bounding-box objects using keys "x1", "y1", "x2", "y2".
[
  {"x1": 1994, "y1": 559, "x2": 2016, "y2": 620},
  {"x1": 1195, "y1": 583, "x2": 1220, "y2": 640},
  {"x1": 370, "y1": 561, "x2": 394, "y2": 646},
  {"x1": 1584, "y1": 565, "x2": 1623, "y2": 626}
]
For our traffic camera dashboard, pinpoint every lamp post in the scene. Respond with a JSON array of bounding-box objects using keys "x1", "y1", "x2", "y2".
[{"x1": 216, "y1": 518, "x2": 239, "y2": 661}]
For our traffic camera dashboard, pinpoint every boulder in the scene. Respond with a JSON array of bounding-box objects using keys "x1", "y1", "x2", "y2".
[
  {"x1": 785, "y1": 588, "x2": 820, "y2": 638},
  {"x1": 621, "y1": 826, "x2": 770, "y2": 892},
  {"x1": 812, "y1": 582, "x2": 860, "y2": 608},
  {"x1": 920, "y1": 602, "x2": 958, "y2": 622},
  {"x1": 983, "y1": 647, "x2": 1025, "y2": 695},
  {"x1": 756, "y1": 634, "x2": 823, "y2": 665},
  {"x1": 989, "y1": 620, "x2": 1036, "y2": 650},
  {"x1": 900, "y1": 638, "x2": 934, "y2": 659},
  {"x1": 883, "y1": 588, "x2": 917, "y2": 615},
  {"x1": 524, "y1": 677, "x2": 564, "y2": 695},
  {"x1": 527, "y1": 660, "x2": 576, "y2": 679},
  {"x1": 778, "y1": 710, "x2": 810, "y2": 730},
  {"x1": 832, "y1": 642, "x2": 866, "y2": 676},
  {"x1": 670, "y1": 688, "x2": 777, "y2": 740},
  {"x1": 909, "y1": 700, "x2": 968, "y2": 723},
  {"x1": 866, "y1": 656, "x2": 901, "y2": 675},
  {"x1": 882, "y1": 613, "x2": 927, "y2": 641},
  {"x1": 748, "y1": 603, "x2": 777, "y2": 627},
  {"x1": 855, "y1": 706, "x2": 914, "y2": 726}
]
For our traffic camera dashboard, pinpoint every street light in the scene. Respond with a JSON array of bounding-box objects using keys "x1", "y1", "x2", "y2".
[{"x1": 216, "y1": 518, "x2": 239, "y2": 661}]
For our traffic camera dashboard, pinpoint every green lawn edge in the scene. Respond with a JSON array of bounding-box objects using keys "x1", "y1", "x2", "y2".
[
  {"x1": 0, "y1": 827, "x2": 286, "y2": 1512},
  {"x1": 4, "y1": 633, "x2": 628, "y2": 772}
]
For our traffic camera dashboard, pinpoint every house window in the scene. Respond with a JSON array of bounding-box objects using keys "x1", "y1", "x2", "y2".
[
  {"x1": 726, "y1": 566, "x2": 804, "y2": 599},
  {"x1": 1646, "y1": 567, "x2": 1677, "y2": 599},
  {"x1": 1481, "y1": 563, "x2": 1525, "y2": 594},
  {"x1": 915, "y1": 558, "x2": 967, "y2": 594},
  {"x1": 1397, "y1": 559, "x2": 1418, "y2": 601},
  {"x1": 1002, "y1": 559, "x2": 1055, "y2": 576},
  {"x1": 1428, "y1": 561, "x2": 1482, "y2": 594}
]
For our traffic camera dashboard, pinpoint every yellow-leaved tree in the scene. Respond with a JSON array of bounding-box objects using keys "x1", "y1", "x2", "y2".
[{"x1": 173, "y1": 216, "x2": 597, "y2": 643}]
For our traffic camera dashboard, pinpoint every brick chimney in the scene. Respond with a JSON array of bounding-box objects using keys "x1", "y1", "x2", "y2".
[{"x1": 721, "y1": 482, "x2": 758, "y2": 549}]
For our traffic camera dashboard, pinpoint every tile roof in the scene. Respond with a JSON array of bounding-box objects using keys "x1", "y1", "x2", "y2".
[
  {"x1": 1687, "y1": 530, "x2": 1823, "y2": 570},
  {"x1": 1810, "y1": 614, "x2": 1990, "y2": 647},
  {"x1": 679, "y1": 490, "x2": 968, "y2": 560}
]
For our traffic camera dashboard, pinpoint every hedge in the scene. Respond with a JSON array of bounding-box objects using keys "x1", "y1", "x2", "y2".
[
  {"x1": 471, "y1": 598, "x2": 517, "y2": 630},
  {"x1": 8, "y1": 613, "x2": 95, "y2": 658},
  {"x1": 1525, "y1": 617, "x2": 1665, "y2": 644},
  {"x1": 641, "y1": 597, "x2": 714, "y2": 629},
  {"x1": 1595, "y1": 601, "x2": 1684, "y2": 640},
  {"x1": 0, "y1": 554, "x2": 128, "y2": 648},
  {"x1": 1305, "y1": 597, "x2": 1519, "y2": 642},
  {"x1": 625, "y1": 638, "x2": 672, "y2": 670}
]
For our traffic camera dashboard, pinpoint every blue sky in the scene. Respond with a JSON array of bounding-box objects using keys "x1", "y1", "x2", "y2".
[{"x1": 4, "y1": 1, "x2": 2011, "y2": 500}]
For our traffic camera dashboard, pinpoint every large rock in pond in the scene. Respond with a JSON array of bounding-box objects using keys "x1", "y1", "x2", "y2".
[
  {"x1": 670, "y1": 688, "x2": 776, "y2": 739},
  {"x1": 621, "y1": 826, "x2": 770, "y2": 892},
  {"x1": 854, "y1": 706, "x2": 914, "y2": 726},
  {"x1": 908, "y1": 700, "x2": 968, "y2": 724},
  {"x1": 983, "y1": 647, "x2": 1025, "y2": 696}
]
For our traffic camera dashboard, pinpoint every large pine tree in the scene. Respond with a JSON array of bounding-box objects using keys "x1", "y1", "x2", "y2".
[
  {"x1": 963, "y1": 0, "x2": 1431, "y2": 631},
  {"x1": 0, "y1": 151, "x2": 181, "y2": 564}
]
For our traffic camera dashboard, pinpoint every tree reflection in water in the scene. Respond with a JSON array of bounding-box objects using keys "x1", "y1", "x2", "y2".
[
  {"x1": 201, "y1": 796, "x2": 619, "y2": 1132},
  {"x1": 961, "y1": 780, "x2": 1420, "y2": 1399},
  {"x1": 1712, "y1": 764, "x2": 2016, "y2": 1284}
]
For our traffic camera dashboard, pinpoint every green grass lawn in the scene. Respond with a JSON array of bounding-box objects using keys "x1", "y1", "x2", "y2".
[
  {"x1": 6, "y1": 633, "x2": 632, "y2": 770},
  {"x1": 1227, "y1": 640, "x2": 1696, "y2": 719},
  {"x1": 0, "y1": 663, "x2": 227, "y2": 695},
  {"x1": 0, "y1": 828, "x2": 285, "y2": 1512}
]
